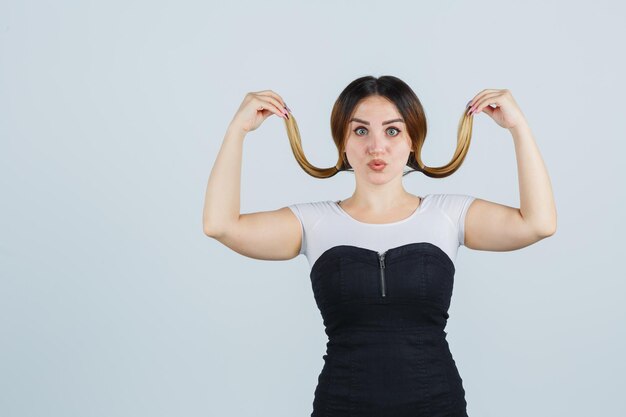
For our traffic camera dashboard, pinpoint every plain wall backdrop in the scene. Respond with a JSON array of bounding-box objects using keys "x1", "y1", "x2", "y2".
[{"x1": 1, "y1": 1, "x2": 625, "y2": 416}]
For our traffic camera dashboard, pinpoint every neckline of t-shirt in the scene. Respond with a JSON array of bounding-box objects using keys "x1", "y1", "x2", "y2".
[{"x1": 332, "y1": 194, "x2": 429, "y2": 226}]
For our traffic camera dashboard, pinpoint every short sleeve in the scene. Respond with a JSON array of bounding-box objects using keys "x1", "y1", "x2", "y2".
[
  {"x1": 287, "y1": 204, "x2": 306, "y2": 256},
  {"x1": 438, "y1": 194, "x2": 476, "y2": 247},
  {"x1": 287, "y1": 201, "x2": 330, "y2": 258},
  {"x1": 457, "y1": 195, "x2": 476, "y2": 246}
]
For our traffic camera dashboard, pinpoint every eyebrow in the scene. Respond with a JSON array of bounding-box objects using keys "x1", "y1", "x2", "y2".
[{"x1": 349, "y1": 118, "x2": 405, "y2": 125}]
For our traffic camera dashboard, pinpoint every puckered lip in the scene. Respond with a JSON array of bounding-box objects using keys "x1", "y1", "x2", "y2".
[{"x1": 368, "y1": 159, "x2": 387, "y2": 166}]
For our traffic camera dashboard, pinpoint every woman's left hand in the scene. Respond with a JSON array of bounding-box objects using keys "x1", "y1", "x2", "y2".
[{"x1": 467, "y1": 89, "x2": 527, "y2": 130}]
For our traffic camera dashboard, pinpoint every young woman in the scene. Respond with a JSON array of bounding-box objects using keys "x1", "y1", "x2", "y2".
[{"x1": 203, "y1": 75, "x2": 557, "y2": 416}]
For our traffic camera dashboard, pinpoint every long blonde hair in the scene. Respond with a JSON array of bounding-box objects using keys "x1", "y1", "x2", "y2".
[{"x1": 282, "y1": 75, "x2": 474, "y2": 179}]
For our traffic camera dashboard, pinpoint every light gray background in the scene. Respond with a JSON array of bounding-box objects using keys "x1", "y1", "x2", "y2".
[{"x1": 1, "y1": 1, "x2": 624, "y2": 416}]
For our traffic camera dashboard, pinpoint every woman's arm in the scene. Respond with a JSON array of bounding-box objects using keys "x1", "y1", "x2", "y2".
[
  {"x1": 203, "y1": 90, "x2": 288, "y2": 235},
  {"x1": 202, "y1": 124, "x2": 246, "y2": 236},
  {"x1": 510, "y1": 121, "x2": 557, "y2": 235},
  {"x1": 202, "y1": 91, "x2": 302, "y2": 261},
  {"x1": 464, "y1": 89, "x2": 557, "y2": 251}
]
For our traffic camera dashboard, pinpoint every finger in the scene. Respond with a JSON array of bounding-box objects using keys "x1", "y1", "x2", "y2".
[
  {"x1": 256, "y1": 90, "x2": 288, "y2": 109},
  {"x1": 259, "y1": 91, "x2": 290, "y2": 114},
  {"x1": 480, "y1": 105, "x2": 496, "y2": 116},
  {"x1": 266, "y1": 95, "x2": 289, "y2": 116},
  {"x1": 254, "y1": 93, "x2": 288, "y2": 117},
  {"x1": 255, "y1": 97, "x2": 287, "y2": 119},
  {"x1": 263, "y1": 97, "x2": 289, "y2": 118},
  {"x1": 467, "y1": 89, "x2": 502, "y2": 108},
  {"x1": 468, "y1": 91, "x2": 492, "y2": 108},
  {"x1": 468, "y1": 92, "x2": 501, "y2": 115}
]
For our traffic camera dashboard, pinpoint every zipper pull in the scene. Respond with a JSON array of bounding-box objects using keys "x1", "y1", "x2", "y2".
[{"x1": 379, "y1": 252, "x2": 386, "y2": 298}]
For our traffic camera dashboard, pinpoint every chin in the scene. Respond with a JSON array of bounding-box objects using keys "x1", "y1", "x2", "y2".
[{"x1": 362, "y1": 170, "x2": 394, "y2": 183}]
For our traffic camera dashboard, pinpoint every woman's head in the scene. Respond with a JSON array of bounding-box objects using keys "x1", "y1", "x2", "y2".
[
  {"x1": 341, "y1": 94, "x2": 413, "y2": 187},
  {"x1": 284, "y1": 75, "x2": 474, "y2": 179}
]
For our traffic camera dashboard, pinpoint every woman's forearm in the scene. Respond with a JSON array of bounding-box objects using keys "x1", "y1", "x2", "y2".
[
  {"x1": 202, "y1": 124, "x2": 247, "y2": 237},
  {"x1": 510, "y1": 121, "x2": 557, "y2": 235}
]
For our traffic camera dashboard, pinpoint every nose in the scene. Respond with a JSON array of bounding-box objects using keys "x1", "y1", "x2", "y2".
[{"x1": 367, "y1": 134, "x2": 386, "y2": 155}]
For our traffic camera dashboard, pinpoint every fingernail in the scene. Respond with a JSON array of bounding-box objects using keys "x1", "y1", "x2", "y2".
[{"x1": 467, "y1": 100, "x2": 472, "y2": 108}]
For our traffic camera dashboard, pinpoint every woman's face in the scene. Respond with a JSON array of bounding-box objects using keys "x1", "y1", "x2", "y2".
[{"x1": 344, "y1": 95, "x2": 413, "y2": 185}]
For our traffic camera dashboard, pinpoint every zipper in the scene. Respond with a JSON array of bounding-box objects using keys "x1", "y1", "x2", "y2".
[{"x1": 378, "y1": 251, "x2": 387, "y2": 297}]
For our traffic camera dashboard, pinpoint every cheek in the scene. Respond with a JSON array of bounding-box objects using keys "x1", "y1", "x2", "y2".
[{"x1": 344, "y1": 143, "x2": 364, "y2": 158}]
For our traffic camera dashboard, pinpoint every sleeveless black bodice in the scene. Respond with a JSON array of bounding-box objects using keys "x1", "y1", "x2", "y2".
[{"x1": 309, "y1": 242, "x2": 469, "y2": 417}]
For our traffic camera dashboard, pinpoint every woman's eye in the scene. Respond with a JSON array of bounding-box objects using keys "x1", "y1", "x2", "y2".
[{"x1": 353, "y1": 127, "x2": 401, "y2": 136}]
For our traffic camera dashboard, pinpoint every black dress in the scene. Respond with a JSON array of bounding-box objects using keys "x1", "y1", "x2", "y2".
[{"x1": 309, "y1": 241, "x2": 469, "y2": 417}]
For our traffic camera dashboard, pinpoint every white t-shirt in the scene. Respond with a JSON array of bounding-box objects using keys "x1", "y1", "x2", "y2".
[{"x1": 288, "y1": 193, "x2": 476, "y2": 270}]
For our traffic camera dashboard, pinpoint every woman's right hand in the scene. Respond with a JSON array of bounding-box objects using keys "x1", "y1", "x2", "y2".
[{"x1": 228, "y1": 90, "x2": 289, "y2": 134}]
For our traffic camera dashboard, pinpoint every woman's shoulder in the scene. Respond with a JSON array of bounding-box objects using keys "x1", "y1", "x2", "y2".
[
  {"x1": 427, "y1": 192, "x2": 476, "y2": 203},
  {"x1": 425, "y1": 193, "x2": 477, "y2": 220},
  {"x1": 287, "y1": 199, "x2": 338, "y2": 219},
  {"x1": 288, "y1": 199, "x2": 336, "y2": 210}
]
